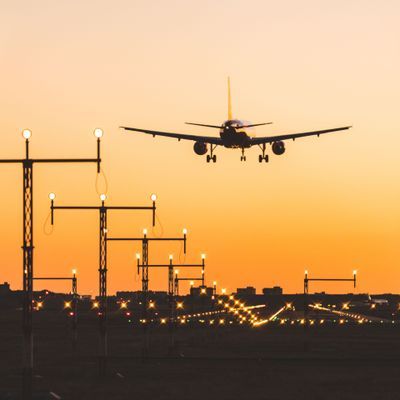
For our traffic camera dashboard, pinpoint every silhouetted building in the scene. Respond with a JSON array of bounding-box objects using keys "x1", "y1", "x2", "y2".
[
  {"x1": 0, "y1": 282, "x2": 11, "y2": 295},
  {"x1": 190, "y1": 286, "x2": 213, "y2": 297},
  {"x1": 263, "y1": 286, "x2": 283, "y2": 295},
  {"x1": 236, "y1": 286, "x2": 256, "y2": 296}
]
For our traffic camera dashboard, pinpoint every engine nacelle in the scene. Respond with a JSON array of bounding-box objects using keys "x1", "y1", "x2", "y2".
[
  {"x1": 193, "y1": 141, "x2": 208, "y2": 155},
  {"x1": 272, "y1": 141, "x2": 285, "y2": 155}
]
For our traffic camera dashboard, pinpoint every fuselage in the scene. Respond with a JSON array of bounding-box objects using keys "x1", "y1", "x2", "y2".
[{"x1": 219, "y1": 119, "x2": 251, "y2": 148}]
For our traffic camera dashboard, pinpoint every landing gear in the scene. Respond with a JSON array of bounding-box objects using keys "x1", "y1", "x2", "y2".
[
  {"x1": 240, "y1": 148, "x2": 246, "y2": 162},
  {"x1": 206, "y1": 145, "x2": 217, "y2": 163},
  {"x1": 258, "y1": 144, "x2": 269, "y2": 163}
]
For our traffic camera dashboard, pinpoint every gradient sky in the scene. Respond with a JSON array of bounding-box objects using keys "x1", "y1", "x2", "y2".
[{"x1": 1, "y1": 0, "x2": 399, "y2": 295}]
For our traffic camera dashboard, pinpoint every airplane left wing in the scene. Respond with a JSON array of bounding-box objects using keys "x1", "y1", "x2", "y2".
[
  {"x1": 250, "y1": 126, "x2": 352, "y2": 145},
  {"x1": 120, "y1": 126, "x2": 223, "y2": 145}
]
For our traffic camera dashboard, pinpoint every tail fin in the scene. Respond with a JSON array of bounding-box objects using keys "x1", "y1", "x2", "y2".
[{"x1": 227, "y1": 77, "x2": 232, "y2": 120}]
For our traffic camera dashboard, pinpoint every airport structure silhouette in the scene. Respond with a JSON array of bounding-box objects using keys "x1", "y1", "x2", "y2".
[{"x1": 0, "y1": 129, "x2": 398, "y2": 400}]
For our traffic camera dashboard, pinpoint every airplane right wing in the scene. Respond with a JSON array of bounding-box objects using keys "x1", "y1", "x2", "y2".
[
  {"x1": 250, "y1": 126, "x2": 352, "y2": 145},
  {"x1": 120, "y1": 126, "x2": 223, "y2": 145}
]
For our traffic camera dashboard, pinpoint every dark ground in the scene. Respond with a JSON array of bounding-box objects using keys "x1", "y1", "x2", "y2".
[{"x1": 1, "y1": 310, "x2": 400, "y2": 400}]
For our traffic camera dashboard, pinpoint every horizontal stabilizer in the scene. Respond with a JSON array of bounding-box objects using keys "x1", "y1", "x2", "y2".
[
  {"x1": 239, "y1": 122, "x2": 273, "y2": 128},
  {"x1": 185, "y1": 122, "x2": 222, "y2": 129}
]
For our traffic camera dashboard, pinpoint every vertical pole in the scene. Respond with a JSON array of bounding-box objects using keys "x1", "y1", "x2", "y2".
[
  {"x1": 22, "y1": 154, "x2": 33, "y2": 400},
  {"x1": 72, "y1": 273, "x2": 78, "y2": 351},
  {"x1": 303, "y1": 270, "x2": 309, "y2": 351},
  {"x1": 168, "y1": 258, "x2": 175, "y2": 352},
  {"x1": 174, "y1": 273, "x2": 179, "y2": 297},
  {"x1": 98, "y1": 206, "x2": 107, "y2": 376},
  {"x1": 304, "y1": 270, "x2": 309, "y2": 326},
  {"x1": 141, "y1": 238, "x2": 149, "y2": 359},
  {"x1": 201, "y1": 258, "x2": 205, "y2": 286}
]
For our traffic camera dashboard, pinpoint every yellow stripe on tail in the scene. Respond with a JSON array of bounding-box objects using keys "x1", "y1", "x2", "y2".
[{"x1": 227, "y1": 77, "x2": 232, "y2": 120}]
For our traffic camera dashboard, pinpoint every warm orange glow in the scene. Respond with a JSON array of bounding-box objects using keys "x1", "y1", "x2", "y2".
[{"x1": 1, "y1": 3, "x2": 398, "y2": 296}]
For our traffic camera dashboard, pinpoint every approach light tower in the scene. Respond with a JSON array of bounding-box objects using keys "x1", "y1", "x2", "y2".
[
  {"x1": 108, "y1": 228, "x2": 187, "y2": 358},
  {"x1": 50, "y1": 193, "x2": 156, "y2": 376},
  {"x1": 0, "y1": 128, "x2": 102, "y2": 399}
]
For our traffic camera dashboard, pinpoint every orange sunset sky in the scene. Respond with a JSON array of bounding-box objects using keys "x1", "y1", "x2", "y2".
[{"x1": 1, "y1": 0, "x2": 399, "y2": 295}]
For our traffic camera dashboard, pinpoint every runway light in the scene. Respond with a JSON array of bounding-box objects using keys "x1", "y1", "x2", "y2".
[
  {"x1": 148, "y1": 301, "x2": 155, "y2": 309},
  {"x1": 120, "y1": 301, "x2": 128, "y2": 309},
  {"x1": 49, "y1": 192, "x2": 56, "y2": 200},
  {"x1": 161, "y1": 318, "x2": 166, "y2": 324},
  {"x1": 200, "y1": 288, "x2": 206, "y2": 294},
  {"x1": 92, "y1": 301, "x2": 99, "y2": 309},
  {"x1": 100, "y1": 194, "x2": 107, "y2": 202},
  {"x1": 64, "y1": 301, "x2": 71, "y2": 309},
  {"x1": 22, "y1": 129, "x2": 32, "y2": 139},
  {"x1": 150, "y1": 193, "x2": 157, "y2": 202},
  {"x1": 221, "y1": 288, "x2": 226, "y2": 294},
  {"x1": 177, "y1": 302, "x2": 183, "y2": 309},
  {"x1": 36, "y1": 301, "x2": 43, "y2": 309},
  {"x1": 94, "y1": 128, "x2": 103, "y2": 138}
]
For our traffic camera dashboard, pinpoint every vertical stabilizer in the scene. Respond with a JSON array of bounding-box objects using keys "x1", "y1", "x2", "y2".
[{"x1": 227, "y1": 77, "x2": 232, "y2": 120}]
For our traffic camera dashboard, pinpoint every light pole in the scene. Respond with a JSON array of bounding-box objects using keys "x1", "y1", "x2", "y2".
[
  {"x1": 33, "y1": 269, "x2": 79, "y2": 350},
  {"x1": 303, "y1": 269, "x2": 357, "y2": 348},
  {"x1": 50, "y1": 193, "x2": 156, "y2": 376},
  {"x1": 108, "y1": 229, "x2": 187, "y2": 359},
  {"x1": 135, "y1": 254, "x2": 206, "y2": 356},
  {"x1": 0, "y1": 128, "x2": 102, "y2": 399}
]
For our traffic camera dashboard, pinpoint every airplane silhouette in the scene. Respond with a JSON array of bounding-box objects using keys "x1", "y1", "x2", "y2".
[{"x1": 121, "y1": 78, "x2": 351, "y2": 163}]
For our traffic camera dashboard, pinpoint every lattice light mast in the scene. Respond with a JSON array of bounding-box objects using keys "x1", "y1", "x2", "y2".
[
  {"x1": 0, "y1": 128, "x2": 102, "y2": 399},
  {"x1": 50, "y1": 193, "x2": 156, "y2": 377}
]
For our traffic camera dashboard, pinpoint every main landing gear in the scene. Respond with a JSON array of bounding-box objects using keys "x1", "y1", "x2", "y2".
[
  {"x1": 240, "y1": 148, "x2": 246, "y2": 162},
  {"x1": 206, "y1": 145, "x2": 217, "y2": 163},
  {"x1": 258, "y1": 144, "x2": 269, "y2": 163}
]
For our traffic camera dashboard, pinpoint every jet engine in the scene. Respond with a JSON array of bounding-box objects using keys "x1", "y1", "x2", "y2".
[
  {"x1": 193, "y1": 141, "x2": 208, "y2": 155},
  {"x1": 272, "y1": 141, "x2": 285, "y2": 155}
]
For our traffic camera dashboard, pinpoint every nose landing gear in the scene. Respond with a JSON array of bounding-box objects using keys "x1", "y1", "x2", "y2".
[
  {"x1": 258, "y1": 144, "x2": 269, "y2": 163},
  {"x1": 240, "y1": 148, "x2": 246, "y2": 162},
  {"x1": 206, "y1": 145, "x2": 217, "y2": 163}
]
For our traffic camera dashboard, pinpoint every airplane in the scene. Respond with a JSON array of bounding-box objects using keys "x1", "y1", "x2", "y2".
[
  {"x1": 120, "y1": 78, "x2": 351, "y2": 163},
  {"x1": 350, "y1": 295, "x2": 389, "y2": 308}
]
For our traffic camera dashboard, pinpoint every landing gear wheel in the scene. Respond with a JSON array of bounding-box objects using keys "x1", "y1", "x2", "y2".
[
  {"x1": 259, "y1": 155, "x2": 263, "y2": 163},
  {"x1": 212, "y1": 155, "x2": 217, "y2": 163},
  {"x1": 206, "y1": 155, "x2": 210, "y2": 163},
  {"x1": 264, "y1": 155, "x2": 269, "y2": 163},
  {"x1": 243, "y1": 156, "x2": 246, "y2": 161}
]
